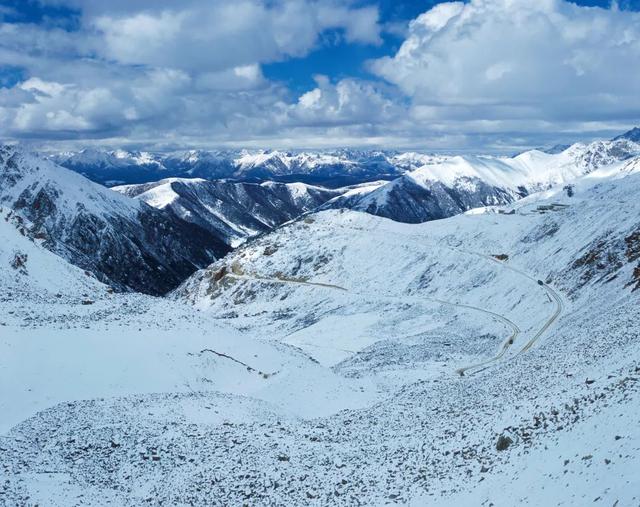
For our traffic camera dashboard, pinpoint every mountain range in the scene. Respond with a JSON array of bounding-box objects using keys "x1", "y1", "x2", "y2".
[
  {"x1": 3, "y1": 128, "x2": 640, "y2": 505},
  {"x1": 323, "y1": 136, "x2": 640, "y2": 222},
  {"x1": 48, "y1": 129, "x2": 640, "y2": 190},
  {"x1": 48, "y1": 149, "x2": 408, "y2": 187},
  {"x1": 0, "y1": 128, "x2": 636, "y2": 298},
  {"x1": 48, "y1": 129, "x2": 640, "y2": 230},
  {"x1": 114, "y1": 178, "x2": 343, "y2": 247}
]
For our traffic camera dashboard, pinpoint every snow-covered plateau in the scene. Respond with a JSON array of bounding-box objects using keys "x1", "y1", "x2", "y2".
[{"x1": 1, "y1": 137, "x2": 640, "y2": 506}]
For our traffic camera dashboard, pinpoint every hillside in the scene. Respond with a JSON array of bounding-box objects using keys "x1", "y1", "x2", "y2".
[
  {"x1": 114, "y1": 178, "x2": 343, "y2": 247},
  {"x1": 167, "y1": 159, "x2": 640, "y2": 504},
  {"x1": 0, "y1": 146, "x2": 228, "y2": 295}
]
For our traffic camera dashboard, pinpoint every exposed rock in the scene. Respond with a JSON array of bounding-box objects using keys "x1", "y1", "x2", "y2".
[{"x1": 496, "y1": 435, "x2": 513, "y2": 451}]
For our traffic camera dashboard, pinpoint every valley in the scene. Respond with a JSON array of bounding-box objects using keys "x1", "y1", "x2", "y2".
[
  {"x1": 5, "y1": 1, "x2": 640, "y2": 504},
  {"x1": 2, "y1": 139, "x2": 640, "y2": 504}
]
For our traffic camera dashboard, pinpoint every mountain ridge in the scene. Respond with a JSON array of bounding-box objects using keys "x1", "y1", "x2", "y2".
[
  {"x1": 0, "y1": 146, "x2": 229, "y2": 295},
  {"x1": 114, "y1": 178, "x2": 344, "y2": 247}
]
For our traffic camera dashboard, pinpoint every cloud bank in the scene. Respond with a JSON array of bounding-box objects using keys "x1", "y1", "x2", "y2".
[{"x1": 1, "y1": 0, "x2": 639, "y2": 151}]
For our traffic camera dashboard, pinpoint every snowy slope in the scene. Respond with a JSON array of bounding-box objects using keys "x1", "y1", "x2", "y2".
[
  {"x1": 2, "y1": 144, "x2": 640, "y2": 506},
  {"x1": 0, "y1": 206, "x2": 103, "y2": 299},
  {"x1": 614, "y1": 126, "x2": 640, "y2": 142},
  {"x1": 114, "y1": 178, "x2": 343, "y2": 247},
  {"x1": 326, "y1": 138, "x2": 640, "y2": 223},
  {"x1": 165, "y1": 162, "x2": 640, "y2": 504},
  {"x1": 0, "y1": 146, "x2": 228, "y2": 295}
]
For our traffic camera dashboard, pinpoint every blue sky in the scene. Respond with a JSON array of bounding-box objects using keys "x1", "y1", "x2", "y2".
[
  {"x1": 1, "y1": 0, "x2": 640, "y2": 152},
  {"x1": 263, "y1": 0, "x2": 444, "y2": 91},
  {"x1": 264, "y1": 0, "x2": 639, "y2": 91}
]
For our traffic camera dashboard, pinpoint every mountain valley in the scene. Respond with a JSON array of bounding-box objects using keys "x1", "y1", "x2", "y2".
[{"x1": 2, "y1": 131, "x2": 640, "y2": 505}]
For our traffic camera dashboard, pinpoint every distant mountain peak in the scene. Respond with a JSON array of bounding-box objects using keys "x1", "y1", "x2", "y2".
[
  {"x1": 540, "y1": 144, "x2": 571, "y2": 155},
  {"x1": 613, "y1": 127, "x2": 640, "y2": 142}
]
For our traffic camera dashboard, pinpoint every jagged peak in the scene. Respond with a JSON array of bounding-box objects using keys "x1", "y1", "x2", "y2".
[{"x1": 613, "y1": 127, "x2": 640, "y2": 143}]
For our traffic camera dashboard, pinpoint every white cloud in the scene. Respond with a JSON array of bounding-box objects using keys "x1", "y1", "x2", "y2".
[
  {"x1": 2, "y1": 0, "x2": 640, "y2": 151},
  {"x1": 12, "y1": 78, "x2": 126, "y2": 134},
  {"x1": 371, "y1": 0, "x2": 640, "y2": 126},
  {"x1": 0, "y1": 0, "x2": 387, "y2": 145},
  {"x1": 288, "y1": 75, "x2": 401, "y2": 126},
  {"x1": 89, "y1": 1, "x2": 381, "y2": 72},
  {"x1": 194, "y1": 65, "x2": 266, "y2": 92}
]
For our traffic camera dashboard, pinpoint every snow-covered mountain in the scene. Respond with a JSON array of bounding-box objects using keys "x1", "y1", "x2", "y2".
[
  {"x1": 165, "y1": 157, "x2": 640, "y2": 504},
  {"x1": 0, "y1": 205, "x2": 105, "y2": 300},
  {"x1": 49, "y1": 148, "x2": 171, "y2": 186},
  {"x1": 613, "y1": 126, "x2": 640, "y2": 143},
  {"x1": 48, "y1": 148, "x2": 404, "y2": 187},
  {"x1": 2, "y1": 141, "x2": 640, "y2": 505},
  {"x1": 47, "y1": 128, "x2": 640, "y2": 226},
  {"x1": 114, "y1": 178, "x2": 343, "y2": 247},
  {"x1": 325, "y1": 135, "x2": 640, "y2": 223},
  {"x1": 0, "y1": 146, "x2": 229, "y2": 295}
]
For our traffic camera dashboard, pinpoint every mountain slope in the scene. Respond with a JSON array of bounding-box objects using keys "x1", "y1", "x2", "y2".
[
  {"x1": 0, "y1": 205, "x2": 104, "y2": 300},
  {"x1": 325, "y1": 157, "x2": 523, "y2": 223},
  {"x1": 2, "y1": 156, "x2": 640, "y2": 505},
  {"x1": 613, "y1": 126, "x2": 640, "y2": 143},
  {"x1": 326, "y1": 138, "x2": 640, "y2": 223},
  {"x1": 174, "y1": 156, "x2": 640, "y2": 380},
  {"x1": 0, "y1": 146, "x2": 228, "y2": 295},
  {"x1": 165, "y1": 160, "x2": 640, "y2": 504},
  {"x1": 114, "y1": 178, "x2": 343, "y2": 246},
  {"x1": 49, "y1": 149, "x2": 405, "y2": 187}
]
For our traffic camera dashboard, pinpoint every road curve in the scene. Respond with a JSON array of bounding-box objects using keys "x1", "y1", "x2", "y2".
[
  {"x1": 447, "y1": 246, "x2": 564, "y2": 372},
  {"x1": 228, "y1": 272, "x2": 348, "y2": 292},
  {"x1": 223, "y1": 236, "x2": 564, "y2": 377},
  {"x1": 226, "y1": 271, "x2": 521, "y2": 375},
  {"x1": 366, "y1": 234, "x2": 564, "y2": 375}
]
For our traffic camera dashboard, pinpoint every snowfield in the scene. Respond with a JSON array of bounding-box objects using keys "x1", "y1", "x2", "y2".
[{"x1": 1, "y1": 153, "x2": 640, "y2": 505}]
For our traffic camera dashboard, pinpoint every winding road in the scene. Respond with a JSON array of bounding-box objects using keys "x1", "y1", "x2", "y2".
[
  {"x1": 224, "y1": 243, "x2": 564, "y2": 377},
  {"x1": 445, "y1": 245, "x2": 565, "y2": 373}
]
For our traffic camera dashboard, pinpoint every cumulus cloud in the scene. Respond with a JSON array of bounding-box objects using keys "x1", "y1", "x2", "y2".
[
  {"x1": 0, "y1": 0, "x2": 385, "y2": 145},
  {"x1": 371, "y1": 0, "x2": 640, "y2": 126},
  {"x1": 287, "y1": 75, "x2": 401, "y2": 126},
  {"x1": 1, "y1": 0, "x2": 640, "y2": 151},
  {"x1": 71, "y1": 0, "x2": 381, "y2": 72}
]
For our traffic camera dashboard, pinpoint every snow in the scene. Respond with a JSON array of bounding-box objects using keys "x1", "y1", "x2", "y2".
[
  {"x1": 1, "y1": 146, "x2": 143, "y2": 218},
  {"x1": 0, "y1": 208, "x2": 102, "y2": 296},
  {"x1": 324, "y1": 139, "x2": 640, "y2": 214},
  {"x1": 135, "y1": 184, "x2": 180, "y2": 208},
  {"x1": 114, "y1": 176, "x2": 345, "y2": 250},
  {"x1": 282, "y1": 312, "x2": 381, "y2": 367},
  {"x1": 2, "y1": 148, "x2": 640, "y2": 505},
  {"x1": 165, "y1": 164, "x2": 640, "y2": 504},
  {"x1": 434, "y1": 391, "x2": 640, "y2": 506},
  {"x1": 114, "y1": 178, "x2": 208, "y2": 209},
  {"x1": 393, "y1": 147, "x2": 627, "y2": 195},
  {"x1": 259, "y1": 180, "x2": 337, "y2": 201}
]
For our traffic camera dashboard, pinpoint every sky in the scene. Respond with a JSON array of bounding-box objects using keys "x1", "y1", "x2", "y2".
[{"x1": 1, "y1": 0, "x2": 640, "y2": 153}]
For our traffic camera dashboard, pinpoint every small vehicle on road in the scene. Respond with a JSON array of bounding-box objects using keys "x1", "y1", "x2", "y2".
[{"x1": 537, "y1": 280, "x2": 544, "y2": 286}]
